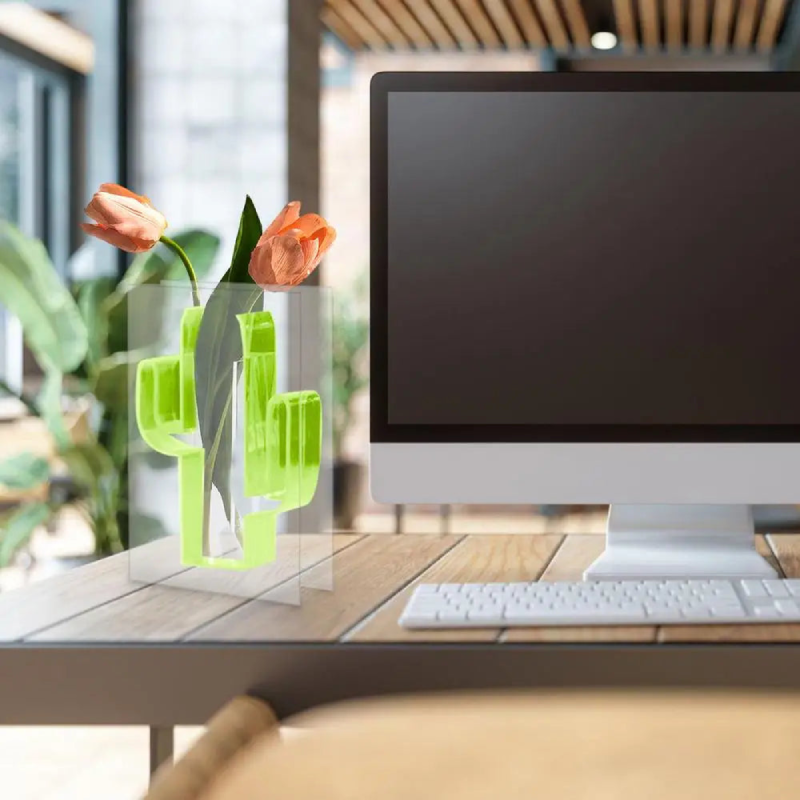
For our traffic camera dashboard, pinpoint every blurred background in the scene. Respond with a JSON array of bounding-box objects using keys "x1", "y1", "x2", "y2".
[
  {"x1": 2, "y1": 2, "x2": 800, "y2": 796},
  {"x1": 1, "y1": 0, "x2": 800, "y2": 594}
]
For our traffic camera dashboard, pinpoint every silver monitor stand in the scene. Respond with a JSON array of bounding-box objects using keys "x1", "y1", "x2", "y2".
[{"x1": 584, "y1": 504, "x2": 778, "y2": 581}]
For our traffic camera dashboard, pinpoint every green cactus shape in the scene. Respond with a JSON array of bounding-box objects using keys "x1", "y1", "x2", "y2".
[{"x1": 135, "y1": 307, "x2": 322, "y2": 570}]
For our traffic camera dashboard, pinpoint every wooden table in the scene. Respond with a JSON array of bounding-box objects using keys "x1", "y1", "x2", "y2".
[{"x1": 3, "y1": 531, "x2": 800, "y2": 767}]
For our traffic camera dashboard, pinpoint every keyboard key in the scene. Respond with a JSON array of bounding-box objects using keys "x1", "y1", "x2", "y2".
[
  {"x1": 776, "y1": 600, "x2": 800, "y2": 615},
  {"x1": 648, "y1": 609, "x2": 683, "y2": 620},
  {"x1": 467, "y1": 609, "x2": 504, "y2": 624},
  {"x1": 437, "y1": 609, "x2": 468, "y2": 623},
  {"x1": 711, "y1": 607, "x2": 746, "y2": 618},
  {"x1": 401, "y1": 609, "x2": 439, "y2": 625},
  {"x1": 741, "y1": 580, "x2": 768, "y2": 598},
  {"x1": 503, "y1": 607, "x2": 535, "y2": 622},
  {"x1": 681, "y1": 608, "x2": 711, "y2": 619},
  {"x1": 765, "y1": 581, "x2": 790, "y2": 598}
]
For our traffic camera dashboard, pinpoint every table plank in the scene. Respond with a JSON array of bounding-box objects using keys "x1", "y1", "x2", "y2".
[
  {"x1": 0, "y1": 536, "x2": 186, "y2": 642},
  {"x1": 658, "y1": 535, "x2": 800, "y2": 642},
  {"x1": 345, "y1": 534, "x2": 563, "y2": 643},
  {"x1": 189, "y1": 534, "x2": 461, "y2": 642},
  {"x1": 10, "y1": 531, "x2": 800, "y2": 647},
  {"x1": 769, "y1": 533, "x2": 800, "y2": 577},
  {"x1": 29, "y1": 535, "x2": 362, "y2": 643},
  {"x1": 504, "y1": 535, "x2": 657, "y2": 643}
]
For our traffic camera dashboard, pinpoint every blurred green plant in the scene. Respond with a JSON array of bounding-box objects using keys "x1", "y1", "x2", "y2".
[
  {"x1": 0, "y1": 221, "x2": 220, "y2": 566},
  {"x1": 332, "y1": 275, "x2": 369, "y2": 460}
]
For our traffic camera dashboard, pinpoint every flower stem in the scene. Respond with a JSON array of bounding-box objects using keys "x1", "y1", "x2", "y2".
[{"x1": 160, "y1": 235, "x2": 201, "y2": 306}]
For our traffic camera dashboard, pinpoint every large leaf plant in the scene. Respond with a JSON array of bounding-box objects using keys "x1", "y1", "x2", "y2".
[{"x1": 0, "y1": 222, "x2": 219, "y2": 567}]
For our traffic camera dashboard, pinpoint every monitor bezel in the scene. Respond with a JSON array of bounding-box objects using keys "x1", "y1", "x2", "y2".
[{"x1": 370, "y1": 71, "x2": 800, "y2": 444}]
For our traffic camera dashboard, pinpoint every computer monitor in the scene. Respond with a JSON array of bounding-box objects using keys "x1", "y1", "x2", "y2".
[{"x1": 370, "y1": 72, "x2": 800, "y2": 581}]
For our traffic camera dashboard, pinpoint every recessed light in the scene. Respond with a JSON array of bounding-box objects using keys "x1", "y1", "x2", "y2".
[{"x1": 591, "y1": 31, "x2": 618, "y2": 50}]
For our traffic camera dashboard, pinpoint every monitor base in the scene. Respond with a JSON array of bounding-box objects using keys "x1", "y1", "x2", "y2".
[{"x1": 583, "y1": 504, "x2": 777, "y2": 581}]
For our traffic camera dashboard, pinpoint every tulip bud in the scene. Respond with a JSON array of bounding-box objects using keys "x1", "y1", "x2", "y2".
[
  {"x1": 81, "y1": 183, "x2": 168, "y2": 254},
  {"x1": 248, "y1": 201, "x2": 336, "y2": 289}
]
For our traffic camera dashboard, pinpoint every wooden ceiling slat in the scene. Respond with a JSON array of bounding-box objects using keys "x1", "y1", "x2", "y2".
[
  {"x1": 404, "y1": 0, "x2": 458, "y2": 47},
  {"x1": 507, "y1": 0, "x2": 547, "y2": 46},
  {"x1": 733, "y1": 0, "x2": 761, "y2": 50},
  {"x1": 327, "y1": 0, "x2": 388, "y2": 48},
  {"x1": 322, "y1": 6, "x2": 367, "y2": 49},
  {"x1": 689, "y1": 0, "x2": 709, "y2": 48},
  {"x1": 560, "y1": 0, "x2": 591, "y2": 48},
  {"x1": 638, "y1": 0, "x2": 660, "y2": 50},
  {"x1": 323, "y1": 0, "x2": 790, "y2": 55},
  {"x1": 711, "y1": 0, "x2": 735, "y2": 52},
  {"x1": 376, "y1": 0, "x2": 434, "y2": 47},
  {"x1": 612, "y1": 0, "x2": 638, "y2": 51},
  {"x1": 0, "y1": 4, "x2": 93, "y2": 74},
  {"x1": 665, "y1": 0, "x2": 683, "y2": 50},
  {"x1": 455, "y1": 0, "x2": 502, "y2": 46},
  {"x1": 534, "y1": 0, "x2": 570, "y2": 49},
  {"x1": 351, "y1": 0, "x2": 410, "y2": 47},
  {"x1": 431, "y1": 0, "x2": 481, "y2": 47},
  {"x1": 483, "y1": 0, "x2": 525, "y2": 48},
  {"x1": 757, "y1": 0, "x2": 788, "y2": 51}
]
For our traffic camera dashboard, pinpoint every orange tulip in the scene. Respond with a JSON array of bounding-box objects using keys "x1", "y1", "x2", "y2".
[
  {"x1": 248, "y1": 201, "x2": 336, "y2": 289},
  {"x1": 81, "y1": 183, "x2": 168, "y2": 253}
]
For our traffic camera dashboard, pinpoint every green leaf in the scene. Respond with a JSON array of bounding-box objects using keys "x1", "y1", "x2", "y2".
[
  {"x1": 223, "y1": 196, "x2": 261, "y2": 284},
  {"x1": 128, "y1": 511, "x2": 170, "y2": 545},
  {"x1": 106, "y1": 229, "x2": 221, "y2": 355},
  {"x1": 92, "y1": 351, "x2": 135, "y2": 412},
  {"x1": 104, "y1": 411, "x2": 129, "y2": 469},
  {"x1": 77, "y1": 277, "x2": 114, "y2": 369},
  {"x1": 37, "y1": 370, "x2": 70, "y2": 450},
  {"x1": 60, "y1": 442, "x2": 116, "y2": 493},
  {"x1": 0, "y1": 452, "x2": 50, "y2": 490},
  {"x1": 0, "y1": 221, "x2": 88, "y2": 373},
  {"x1": 0, "y1": 503, "x2": 50, "y2": 566},
  {"x1": 61, "y1": 441, "x2": 121, "y2": 554},
  {"x1": 194, "y1": 197, "x2": 262, "y2": 524},
  {"x1": 331, "y1": 284, "x2": 370, "y2": 456}
]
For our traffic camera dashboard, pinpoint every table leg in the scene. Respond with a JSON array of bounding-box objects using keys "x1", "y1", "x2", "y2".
[
  {"x1": 149, "y1": 725, "x2": 174, "y2": 779},
  {"x1": 394, "y1": 504, "x2": 405, "y2": 534}
]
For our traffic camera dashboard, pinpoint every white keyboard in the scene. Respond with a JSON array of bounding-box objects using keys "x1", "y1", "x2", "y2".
[{"x1": 399, "y1": 579, "x2": 800, "y2": 628}]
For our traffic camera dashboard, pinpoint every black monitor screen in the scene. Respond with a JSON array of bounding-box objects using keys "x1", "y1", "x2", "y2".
[{"x1": 385, "y1": 90, "x2": 800, "y2": 429}]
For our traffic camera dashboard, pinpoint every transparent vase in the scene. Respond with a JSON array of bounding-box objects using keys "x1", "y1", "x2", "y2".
[{"x1": 126, "y1": 281, "x2": 333, "y2": 604}]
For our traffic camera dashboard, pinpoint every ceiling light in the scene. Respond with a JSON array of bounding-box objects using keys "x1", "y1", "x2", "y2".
[{"x1": 591, "y1": 31, "x2": 618, "y2": 50}]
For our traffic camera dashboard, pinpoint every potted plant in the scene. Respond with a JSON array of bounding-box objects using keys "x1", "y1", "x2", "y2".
[{"x1": 332, "y1": 275, "x2": 369, "y2": 530}]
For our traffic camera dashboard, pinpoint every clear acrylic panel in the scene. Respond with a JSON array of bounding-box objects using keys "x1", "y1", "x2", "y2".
[{"x1": 127, "y1": 281, "x2": 333, "y2": 604}]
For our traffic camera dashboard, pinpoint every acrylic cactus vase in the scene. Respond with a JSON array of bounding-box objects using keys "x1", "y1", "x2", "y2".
[{"x1": 135, "y1": 306, "x2": 322, "y2": 570}]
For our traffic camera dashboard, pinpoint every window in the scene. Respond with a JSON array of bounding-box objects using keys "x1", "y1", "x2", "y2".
[
  {"x1": 0, "y1": 55, "x2": 22, "y2": 224},
  {"x1": 0, "y1": 6, "x2": 88, "y2": 390},
  {"x1": 0, "y1": 54, "x2": 30, "y2": 393}
]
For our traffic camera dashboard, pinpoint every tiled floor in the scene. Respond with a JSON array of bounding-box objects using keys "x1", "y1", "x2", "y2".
[{"x1": 0, "y1": 726, "x2": 203, "y2": 800}]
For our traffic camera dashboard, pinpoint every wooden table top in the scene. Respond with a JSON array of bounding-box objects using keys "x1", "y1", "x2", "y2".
[{"x1": 2, "y1": 532, "x2": 800, "y2": 645}]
